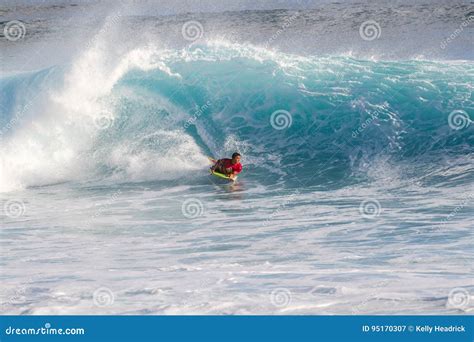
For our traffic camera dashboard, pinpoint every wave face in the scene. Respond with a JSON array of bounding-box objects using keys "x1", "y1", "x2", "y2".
[{"x1": 1, "y1": 41, "x2": 472, "y2": 192}]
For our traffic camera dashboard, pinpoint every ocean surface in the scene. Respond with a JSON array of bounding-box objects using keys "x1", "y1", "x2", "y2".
[{"x1": 0, "y1": 0, "x2": 473, "y2": 314}]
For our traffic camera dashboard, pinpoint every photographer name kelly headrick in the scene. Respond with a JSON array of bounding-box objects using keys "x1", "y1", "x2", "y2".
[{"x1": 416, "y1": 325, "x2": 466, "y2": 334}]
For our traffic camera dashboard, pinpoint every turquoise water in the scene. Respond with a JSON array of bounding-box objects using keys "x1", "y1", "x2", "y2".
[
  {"x1": 2, "y1": 45, "x2": 472, "y2": 190},
  {"x1": 0, "y1": 2, "x2": 473, "y2": 314}
]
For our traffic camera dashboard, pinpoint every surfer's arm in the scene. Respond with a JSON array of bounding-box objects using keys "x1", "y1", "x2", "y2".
[
  {"x1": 223, "y1": 167, "x2": 232, "y2": 175},
  {"x1": 228, "y1": 164, "x2": 242, "y2": 177}
]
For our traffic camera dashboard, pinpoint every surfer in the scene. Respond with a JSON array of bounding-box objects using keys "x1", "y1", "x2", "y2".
[{"x1": 210, "y1": 152, "x2": 243, "y2": 179}]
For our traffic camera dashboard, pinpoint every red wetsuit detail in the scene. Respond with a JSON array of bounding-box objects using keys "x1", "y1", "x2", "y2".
[{"x1": 220, "y1": 159, "x2": 242, "y2": 174}]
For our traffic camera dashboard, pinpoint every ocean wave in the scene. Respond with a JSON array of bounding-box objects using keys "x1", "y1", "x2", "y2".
[{"x1": 0, "y1": 41, "x2": 472, "y2": 192}]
